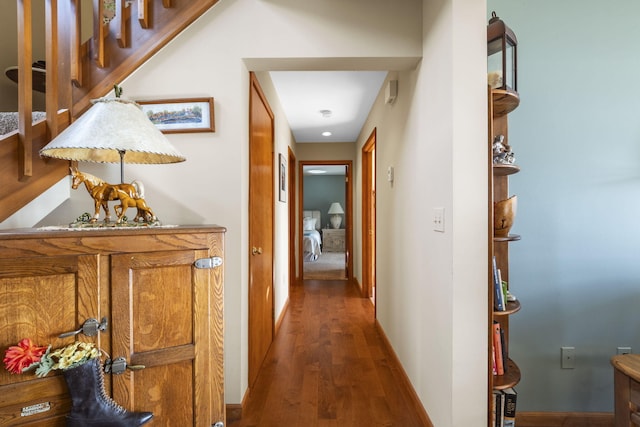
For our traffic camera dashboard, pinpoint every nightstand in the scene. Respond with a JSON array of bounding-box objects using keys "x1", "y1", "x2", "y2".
[
  {"x1": 612, "y1": 354, "x2": 640, "y2": 426},
  {"x1": 322, "y1": 228, "x2": 345, "y2": 252}
]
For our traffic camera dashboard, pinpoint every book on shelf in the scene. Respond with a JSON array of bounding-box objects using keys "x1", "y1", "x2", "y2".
[
  {"x1": 492, "y1": 388, "x2": 517, "y2": 427},
  {"x1": 502, "y1": 388, "x2": 517, "y2": 427},
  {"x1": 499, "y1": 324, "x2": 507, "y2": 374},
  {"x1": 493, "y1": 321, "x2": 504, "y2": 375},
  {"x1": 492, "y1": 390, "x2": 503, "y2": 427},
  {"x1": 493, "y1": 256, "x2": 505, "y2": 311}
]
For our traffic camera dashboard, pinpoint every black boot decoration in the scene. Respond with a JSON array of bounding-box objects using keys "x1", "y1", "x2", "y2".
[{"x1": 63, "y1": 358, "x2": 153, "y2": 427}]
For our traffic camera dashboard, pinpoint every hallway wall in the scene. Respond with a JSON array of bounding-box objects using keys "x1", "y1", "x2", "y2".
[{"x1": 353, "y1": 1, "x2": 488, "y2": 424}]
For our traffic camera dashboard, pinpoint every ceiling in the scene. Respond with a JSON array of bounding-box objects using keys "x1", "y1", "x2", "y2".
[{"x1": 269, "y1": 70, "x2": 388, "y2": 143}]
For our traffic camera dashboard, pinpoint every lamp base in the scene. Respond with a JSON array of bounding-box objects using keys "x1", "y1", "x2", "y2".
[
  {"x1": 69, "y1": 212, "x2": 161, "y2": 228},
  {"x1": 330, "y1": 215, "x2": 342, "y2": 229}
]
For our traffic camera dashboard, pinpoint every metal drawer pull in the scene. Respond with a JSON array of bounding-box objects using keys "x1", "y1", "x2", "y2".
[
  {"x1": 104, "y1": 357, "x2": 146, "y2": 375},
  {"x1": 251, "y1": 246, "x2": 262, "y2": 255},
  {"x1": 59, "y1": 317, "x2": 108, "y2": 338}
]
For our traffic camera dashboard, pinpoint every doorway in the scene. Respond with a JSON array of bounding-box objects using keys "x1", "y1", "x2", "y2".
[
  {"x1": 288, "y1": 147, "x2": 297, "y2": 289},
  {"x1": 362, "y1": 129, "x2": 376, "y2": 304},
  {"x1": 298, "y1": 161, "x2": 353, "y2": 281}
]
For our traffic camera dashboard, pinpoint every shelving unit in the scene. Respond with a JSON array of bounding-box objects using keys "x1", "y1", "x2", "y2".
[{"x1": 488, "y1": 86, "x2": 521, "y2": 423}]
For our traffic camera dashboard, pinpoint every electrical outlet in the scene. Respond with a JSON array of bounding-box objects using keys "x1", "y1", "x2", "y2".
[
  {"x1": 618, "y1": 347, "x2": 632, "y2": 355},
  {"x1": 561, "y1": 346, "x2": 575, "y2": 369}
]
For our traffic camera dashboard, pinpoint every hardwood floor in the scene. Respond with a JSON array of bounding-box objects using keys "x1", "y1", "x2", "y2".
[{"x1": 228, "y1": 279, "x2": 431, "y2": 427}]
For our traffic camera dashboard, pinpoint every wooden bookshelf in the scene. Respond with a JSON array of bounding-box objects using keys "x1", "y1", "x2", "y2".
[{"x1": 488, "y1": 84, "x2": 522, "y2": 425}]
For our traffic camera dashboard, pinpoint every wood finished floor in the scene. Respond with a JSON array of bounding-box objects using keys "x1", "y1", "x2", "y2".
[{"x1": 229, "y1": 279, "x2": 428, "y2": 427}]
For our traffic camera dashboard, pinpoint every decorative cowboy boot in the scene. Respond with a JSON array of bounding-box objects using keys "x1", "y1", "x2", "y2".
[{"x1": 62, "y1": 358, "x2": 153, "y2": 427}]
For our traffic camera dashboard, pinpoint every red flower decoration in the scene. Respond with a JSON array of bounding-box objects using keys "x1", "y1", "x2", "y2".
[{"x1": 3, "y1": 338, "x2": 48, "y2": 375}]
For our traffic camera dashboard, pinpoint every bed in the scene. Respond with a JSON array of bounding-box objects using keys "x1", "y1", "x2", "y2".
[{"x1": 303, "y1": 210, "x2": 322, "y2": 261}]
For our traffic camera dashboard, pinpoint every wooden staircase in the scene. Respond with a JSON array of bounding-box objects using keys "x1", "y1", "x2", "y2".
[{"x1": 0, "y1": 0, "x2": 219, "y2": 223}]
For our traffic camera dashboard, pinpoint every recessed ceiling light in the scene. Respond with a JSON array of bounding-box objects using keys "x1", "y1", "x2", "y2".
[
  {"x1": 322, "y1": 131, "x2": 332, "y2": 137},
  {"x1": 319, "y1": 109, "x2": 332, "y2": 118},
  {"x1": 308, "y1": 169, "x2": 327, "y2": 174}
]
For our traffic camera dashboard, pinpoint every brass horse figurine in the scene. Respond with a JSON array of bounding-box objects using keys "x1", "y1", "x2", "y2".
[
  {"x1": 113, "y1": 189, "x2": 157, "y2": 224},
  {"x1": 70, "y1": 168, "x2": 147, "y2": 223}
]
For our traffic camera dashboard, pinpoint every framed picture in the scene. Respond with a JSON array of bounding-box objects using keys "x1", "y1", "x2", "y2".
[
  {"x1": 279, "y1": 153, "x2": 286, "y2": 202},
  {"x1": 137, "y1": 97, "x2": 215, "y2": 134}
]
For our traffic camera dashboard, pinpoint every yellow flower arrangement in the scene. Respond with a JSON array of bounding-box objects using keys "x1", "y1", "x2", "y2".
[{"x1": 3, "y1": 339, "x2": 100, "y2": 377}]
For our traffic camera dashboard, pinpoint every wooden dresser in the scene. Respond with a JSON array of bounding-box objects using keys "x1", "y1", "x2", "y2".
[
  {"x1": 0, "y1": 225, "x2": 225, "y2": 427},
  {"x1": 612, "y1": 354, "x2": 640, "y2": 426}
]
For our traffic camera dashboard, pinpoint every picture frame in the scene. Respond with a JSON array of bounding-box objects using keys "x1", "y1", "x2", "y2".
[
  {"x1": 279, "y1": 153, "x2": 287, "y2": 202},
  {"x1": 137, "y1": 97, "x2": 215, "y2": 134}
]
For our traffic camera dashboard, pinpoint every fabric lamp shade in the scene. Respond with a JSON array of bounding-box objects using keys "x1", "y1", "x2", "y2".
[
  {"x1": 40, "y1": 97, "x2": 186, "y2": 165},
  {"x1": 328, "y1": 202, "x2": 344, "y2": 215}
]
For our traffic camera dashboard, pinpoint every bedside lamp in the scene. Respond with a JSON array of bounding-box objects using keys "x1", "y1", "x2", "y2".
[{"x1": 328, "y1": 202, "x2": 344, "y2": 229}]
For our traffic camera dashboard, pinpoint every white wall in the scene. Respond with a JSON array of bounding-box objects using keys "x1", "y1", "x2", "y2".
[
  {"x1": 488, "y1": 0, "x2": 640, "y2": 412},
  {"x1": 352, "y1": 1, "x2": 488, "y2": 424},
  {"x1": 1, "y1": 0, "x2": 492, "y2": 424}
]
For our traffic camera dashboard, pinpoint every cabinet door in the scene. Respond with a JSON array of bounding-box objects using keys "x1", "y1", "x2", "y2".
[
  {"x1": 110, "y1": 249, "x2": 215, "y2": 427},
  {"x1": 0, "y1": 254, "x2": 101, "y2": 426}
]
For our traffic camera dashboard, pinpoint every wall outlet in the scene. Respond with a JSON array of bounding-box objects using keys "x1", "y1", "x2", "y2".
[
  {"x1": 433, "y1": 207, "x2": 445, "y2": 232},
  {"x1": 617, "y1": 347, "x2": 632, "y2": 355},
  {"x1": 561, "y1": 346, "x2": 575, "y2": 369}
]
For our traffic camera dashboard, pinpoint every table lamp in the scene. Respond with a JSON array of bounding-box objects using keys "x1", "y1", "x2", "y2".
[
  {"x1": 328, "y1": 202, "x2": 344, "y2": 229},
  {"x1": 39, "y1": 86, "x2": 186, "y2": 225}
]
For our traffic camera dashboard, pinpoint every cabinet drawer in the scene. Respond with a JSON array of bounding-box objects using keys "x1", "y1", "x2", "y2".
[{"x1": 631, "y1": 378, "x2": 640, "y2": 409}]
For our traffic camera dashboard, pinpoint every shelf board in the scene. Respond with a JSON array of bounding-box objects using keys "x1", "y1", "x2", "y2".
[
  {"x1": 493, "y1": 359, "x2": 521, "y2": 390},
  {"x1": 494, "y1": 300, "x2": 521, "y2": 316},
  {"x1": 493, "y1": 164, "x2": 520, "y2": 176},
  {"x1": 494, "y1": 234, "x2": 521, "y2": 242},
  {"x1": 492, "y1": 89, "x2": 520, "y2": 117}
]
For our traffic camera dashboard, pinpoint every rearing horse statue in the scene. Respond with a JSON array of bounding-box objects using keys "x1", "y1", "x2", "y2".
[{"x1": 70, "y1": 168, "x2": 144, "y2": 223}]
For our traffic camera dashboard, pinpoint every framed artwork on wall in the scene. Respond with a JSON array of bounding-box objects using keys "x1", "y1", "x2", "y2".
[
  {"x1": 279, "y1": 153, "x2": 286, "y2": 202},
  {"x1": 137, "y1": 97, "x2": 215, "y2": 134}
]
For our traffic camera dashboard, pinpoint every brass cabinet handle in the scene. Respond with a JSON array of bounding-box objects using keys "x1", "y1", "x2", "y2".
[{"x1": 252, "y1": 246, "x2": 263, "y2": 255}]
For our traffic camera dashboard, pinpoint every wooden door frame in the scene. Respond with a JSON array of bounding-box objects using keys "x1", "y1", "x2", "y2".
[
  {"x1": 288, "y1": 147, "x2": 297, "y2": 288},
  {"x1": 297, "y1": 160, "x2": 353, "y2": 282},
  {"x1": 362, "y1": 129, "x2": 376, "y2": 301}
]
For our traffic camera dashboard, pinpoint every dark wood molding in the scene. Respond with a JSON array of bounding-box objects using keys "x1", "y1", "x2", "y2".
[{"x1": 517, "y1": 411, "x2": 613, "y2": 427}]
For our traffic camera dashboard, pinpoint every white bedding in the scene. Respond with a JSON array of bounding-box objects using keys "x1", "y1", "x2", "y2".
[
  {"x1": 303, "y1": 210, "x2": 322, "y2": 261},
  {"x1": 303, "y1": 229, "x2": 322, "y2": 261}
]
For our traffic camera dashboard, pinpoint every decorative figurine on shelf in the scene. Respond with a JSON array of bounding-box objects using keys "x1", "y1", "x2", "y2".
[
  {"x1": 70, "y1": 168, "x2": 158, "y2": 226},
  {"x1": 113, "y1": 189, "x2": 157, "y2": 224},
  {"x1": 492, "y1": 134, "x2": 516, "y2": 165}
]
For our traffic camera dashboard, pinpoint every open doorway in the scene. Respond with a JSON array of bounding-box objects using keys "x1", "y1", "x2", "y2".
[
  {"x1": 299, "y1": 161, "x2": 352, "y2": 281},
  {"x1": 362, "y1": 129, "x2": 376, "y2": 306}
]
